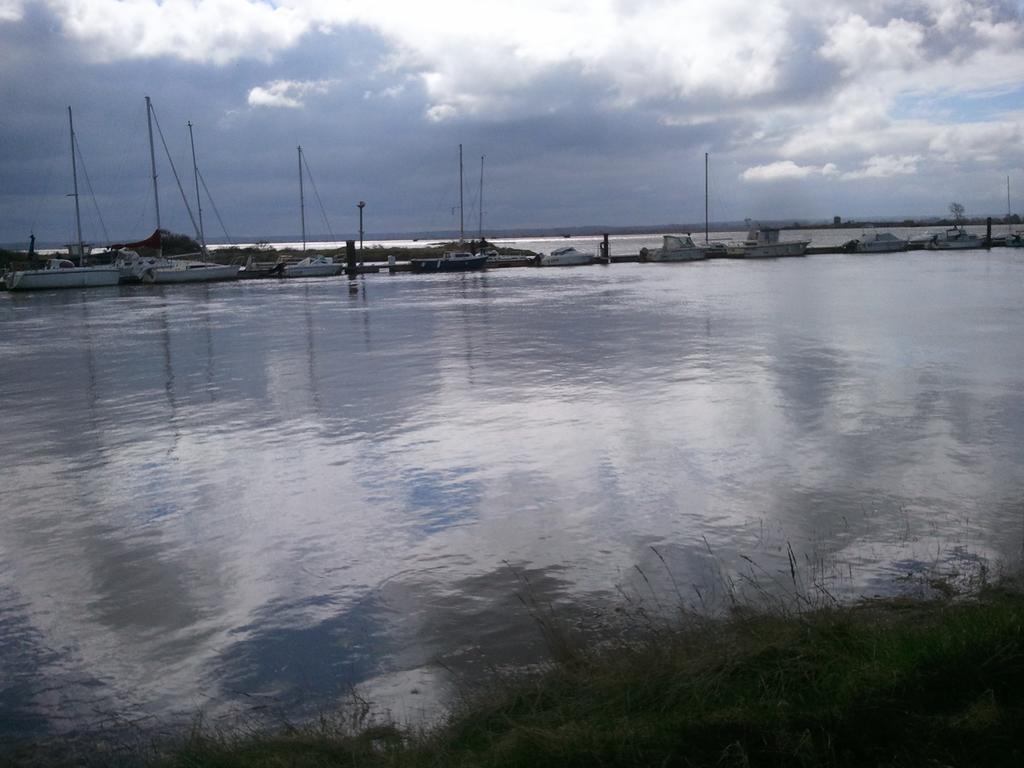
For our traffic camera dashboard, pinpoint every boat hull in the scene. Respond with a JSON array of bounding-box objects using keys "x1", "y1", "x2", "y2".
[
  {"x1": 726, "y1": 241, "x2": 809, "y2": 258},
  {"x1": 856, "y1": 241, "x2": 906, "y2": 253},
  {"x1": 410, "y1": 256, "x2": 488, "y2": 273},
  {"x1": 5, "y1": 267, "x2": 121, "y2": 290},
  {"x1": 540, "y1": 253, "x2": 593, "y2": 266},
  {"x1": 926, "y1": 239, "x2": 981, "y2": 250},
  {"x1": 283, "y1": 263, "x2": 343, "y2": 278},
  {"x1": 141, "y1": 264, "x2": 241, "y2": 283}
]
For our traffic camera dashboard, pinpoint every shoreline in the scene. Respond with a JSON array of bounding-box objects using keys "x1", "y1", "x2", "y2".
[{"x1": 7, "y1": 575, "x2": 1023, "y2": 767}]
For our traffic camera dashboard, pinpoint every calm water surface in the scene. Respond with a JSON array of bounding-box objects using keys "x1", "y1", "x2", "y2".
[{"x1": 2, "y1": 251, "x2": 1023, "y2": 740}]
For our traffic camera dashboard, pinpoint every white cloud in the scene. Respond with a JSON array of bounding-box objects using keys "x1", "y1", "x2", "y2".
[
  {"x1": 841, "y1": 154, "x2": 921, "y2": 179},
  {"x1": 821, "y1": 14, "x2": 926, "y2": 76},
  {"x1": 247, "y1": 78, "x2": 338, "y2": 109},
  {"x1": 44, "y1": 0, "x2": 309, "y2": 64},
  {"x1": 741, "y1": 161, "x2": 838, "y2": 182},
  {"x1": 0, "y1": 0, "x2": 23, "y2": 22}
]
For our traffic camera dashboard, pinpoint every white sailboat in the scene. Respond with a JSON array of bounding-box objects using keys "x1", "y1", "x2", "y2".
[
  {"x1": 5, "y1": 107, "x2": 120, "y2": 291},
  {"x1": 114, "y1": 97, "x2": 239, "y2": 284},
  {"x1": 280, "y1": 146, "x2": 343, "y2": 278}
]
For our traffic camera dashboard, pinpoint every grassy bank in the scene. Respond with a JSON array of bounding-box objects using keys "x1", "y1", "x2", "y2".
[{"x1": 39, "y1": 581, "x2": 1000, "y2": 767}]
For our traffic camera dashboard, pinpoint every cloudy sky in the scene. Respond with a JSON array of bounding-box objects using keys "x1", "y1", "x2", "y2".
[{"x1": 1, "y1": 0, "x2": 1023, "y2": 246}]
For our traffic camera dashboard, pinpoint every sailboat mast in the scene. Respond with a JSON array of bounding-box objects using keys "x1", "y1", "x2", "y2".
[
  {"x1": 479, "y1": 154, "x2": 485, "y2": 240},
  {"x1": 145, "y1": 96, "x2": 161, "y2": 232},
  {"x1": 459, "y1": 143, "x2": 465, "y2": 242},
  {"x1": 188, "y1": 121, "x2": 206, "y2": 250},
  {"x1": 68, "y1": 106, "x2": 85, "y2": 266},
  {"x1": 298, "y1": 146, "x2": 306, "y2": 251},
  {"x1": 704, "y1": 152, "x2": 709, "y2": 245}
]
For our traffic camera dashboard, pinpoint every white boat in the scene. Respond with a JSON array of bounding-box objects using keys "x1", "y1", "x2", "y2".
[
  {"x1": 112, "y1": 99, "x2": 240, "y2": 284},
  {"x1": 539, "y1": 246, "x2": 593, "y2": 266},
  {"x1": 851, "y1": 232, "x2": 907, "y2": 253},
  {"x1": 726, "y1": 225, "x2": 810, "y2": 258},
  {"x1": 640, "y1": 235, "x2": 725, "y2": 262},
  {"x1": 410, "y1": 250, "x2": 488, "y2": 272},
  {"x1": 5, "y1": 258, "x2": 121, "y2": 290},
  {"x1": 283, "y1": 255, "x2": 342, "y2": 277},
  {"x1": 926, "y1": 225, "x2": 981, "y2": 250},
  {"x1": 117, "y1": 248, "x2": 240, "y2": 283},
  {"x1": 5, "y1": 107, "x2": 121, "y2": 291}
]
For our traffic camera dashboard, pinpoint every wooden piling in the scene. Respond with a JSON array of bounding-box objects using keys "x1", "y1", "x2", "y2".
[
  {"x1": 346, "y1": 240, "x2": 357, "y2": 277},
  {"x1": 986, "y1": 217, "x2": 992, "y2": 249},
  {"x1": 602, "y1": 233, "x2": 610, "y2": 263}
]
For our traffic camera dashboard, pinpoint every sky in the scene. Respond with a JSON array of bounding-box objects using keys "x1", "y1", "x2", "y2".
[{"x1": 1, "y1": 0, "x2": 1023, "y2": 247}]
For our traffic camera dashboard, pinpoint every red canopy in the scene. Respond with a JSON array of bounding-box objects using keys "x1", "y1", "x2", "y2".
[{"x1": 110, "y1": 229, "x2": 161, "y2": 250}]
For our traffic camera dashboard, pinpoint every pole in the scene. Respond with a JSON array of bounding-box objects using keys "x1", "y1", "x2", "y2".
[
  {"x1": 298, "y1": 146, "x2": 306, "y2": 251},
  {"x1": 188, "y1": 121, "x2": 206, "y2": 250},
  {"x1": 145, "y1": 96, "x2": 161, "y2": 233},
  {"x1": 459, "y1": 143, "x2": 464, "y2": 242},
  {"x1": 479, "y1": 154, "x2": 484, "y2": 240},
  {"x1": 358, "y1": 201, "x2": 365, "y2": 249},
  {"x1": 68, "y1": 106, "x2": 85, "y2": 266},
  {"x1": 700, "y1": 152, "x2": 708, "y2": 243}
]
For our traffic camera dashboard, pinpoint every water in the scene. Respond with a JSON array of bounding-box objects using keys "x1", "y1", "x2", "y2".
[{"x1": 2, "y1": 250, "x2": 1023, "y2": 742}]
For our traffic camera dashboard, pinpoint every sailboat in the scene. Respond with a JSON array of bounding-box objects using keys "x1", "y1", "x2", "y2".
[
  {"x1": 410, "y1": 144, "x2": 488, "y2": 273},
  {"x1": 5, "y1": 107, "x2": 121, "y2": 290},
  {"x1": 282, "y1": 146, "x2": 342, "y2": 278},
  {"x1": 113, "y1": 97, "x2": 239, "y2": 283}
]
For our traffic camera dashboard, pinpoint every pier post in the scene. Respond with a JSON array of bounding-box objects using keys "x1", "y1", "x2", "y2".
[
  {"x1": 602, "y1": 233, "x2": 610, "y2": 264},
  {"x1": 986, "y1": 217, "x2": 992, "y2": 249},
  {"x1": 388, "y1": 253, "x2": 396, "y2": 274},
  {"x1": 346, "y1": 240, "x2": 357, "y2": 278}
]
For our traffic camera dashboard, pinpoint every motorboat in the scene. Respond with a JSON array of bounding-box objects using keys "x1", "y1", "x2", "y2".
[
  {"x1": 539, "y1": 246, "x2": 593, "y2": 266},
  {"x1": 410, "y1": 251, "x2": 488, "y2": 273},
  {"x1": 848, "y1": 232, "x2": 908, "y2": 253},
  {"x1": 283, "y1": 255, "x2": 342, "y2": 277},
  {"x1": 640, "y1": 235, "x2": 725, "y2": 262},
  {"x1": 726, "y1": 225, "x2": 809, "y2": 258},
  {"x1": 5, "y1": 258, "x2": 120, "y2": 290},
  {"x1": 926, "y1": 225, "x2": 981, "y2": 250},
  {"x1": 1006, "y1": 232, "x2": 1024, "y2": 248}
]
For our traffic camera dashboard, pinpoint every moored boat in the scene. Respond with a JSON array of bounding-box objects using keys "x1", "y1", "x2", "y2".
[
  {"x1": 926, "y1": 225, "x2": 981, "y2": 250},
  {"x1": 640, "y1": 235, "x2": 725, "y2": 262},
  {"x1": 726, "y1": 225, "x2": 810, "y2": 258},
  {"x1": 283, "y1": 255, "x2": 342, "y2": 278},
  {"x1": 849, "y1": 232, "x2": 908, "y2": 253},
  {"x1": 5, "y1": 259, "x2": 121, "y2": 290},
  {"x1": 1003, "y1": 232, "x2": 1023, "y2": 248},
  {"x1": 6, "y1": 107, "x2": 122, "y2": 291},
  {"x1": 539, "y1": 246, "x2": 593, "y2": 266}
]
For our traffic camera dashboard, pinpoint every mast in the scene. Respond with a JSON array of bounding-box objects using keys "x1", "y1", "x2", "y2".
[
  {"x1": 188, "y1": 121, "x2": 206, "y2": 251},
  {"x1": 68, "y1": 106, "x2": 85, "y2": 266},
  {"x1": 298, "y1": 146, "x2": 306, "y2": 251},
  {"x1": 1008, "y1": 176, "x2": 1012, "y2": 233},
  {"x1": 459, "y1": 143, "x2": 464, "y2": 242},
  {"x1": 479, "y1": 154, "x2": 485, "y2": 240},
  {"x1": 145, "y1": 96, "x2": 161, "y2": 233},
  {"x1": 704, "y1": 152, "x2": 709, "y2": 244}
]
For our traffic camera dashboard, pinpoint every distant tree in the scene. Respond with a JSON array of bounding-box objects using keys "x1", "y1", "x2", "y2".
[
  {"x1": 159, "y1": 229, "x2": 202, "y2": 255},
  {"x1": 949, "y1": 202, "x2": 966, "y2": 223}
]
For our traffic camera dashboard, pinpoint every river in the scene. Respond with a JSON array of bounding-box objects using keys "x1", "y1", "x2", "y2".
[{"x1": 1, "y1": 247, "x2": 1022, "y2": 741}]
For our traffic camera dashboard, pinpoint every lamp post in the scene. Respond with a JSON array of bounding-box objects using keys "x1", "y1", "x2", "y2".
[
  {"x1": 357, "y1": 201, "x2": 365, "y2": 249},
  {"x1": 357, "y1": 201, "x2": 365, "y2": 266}
]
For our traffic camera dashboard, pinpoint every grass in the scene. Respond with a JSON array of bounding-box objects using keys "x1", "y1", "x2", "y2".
[{"x1": 64, "y1": 578, "x2": 1012, "y2": 768}]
